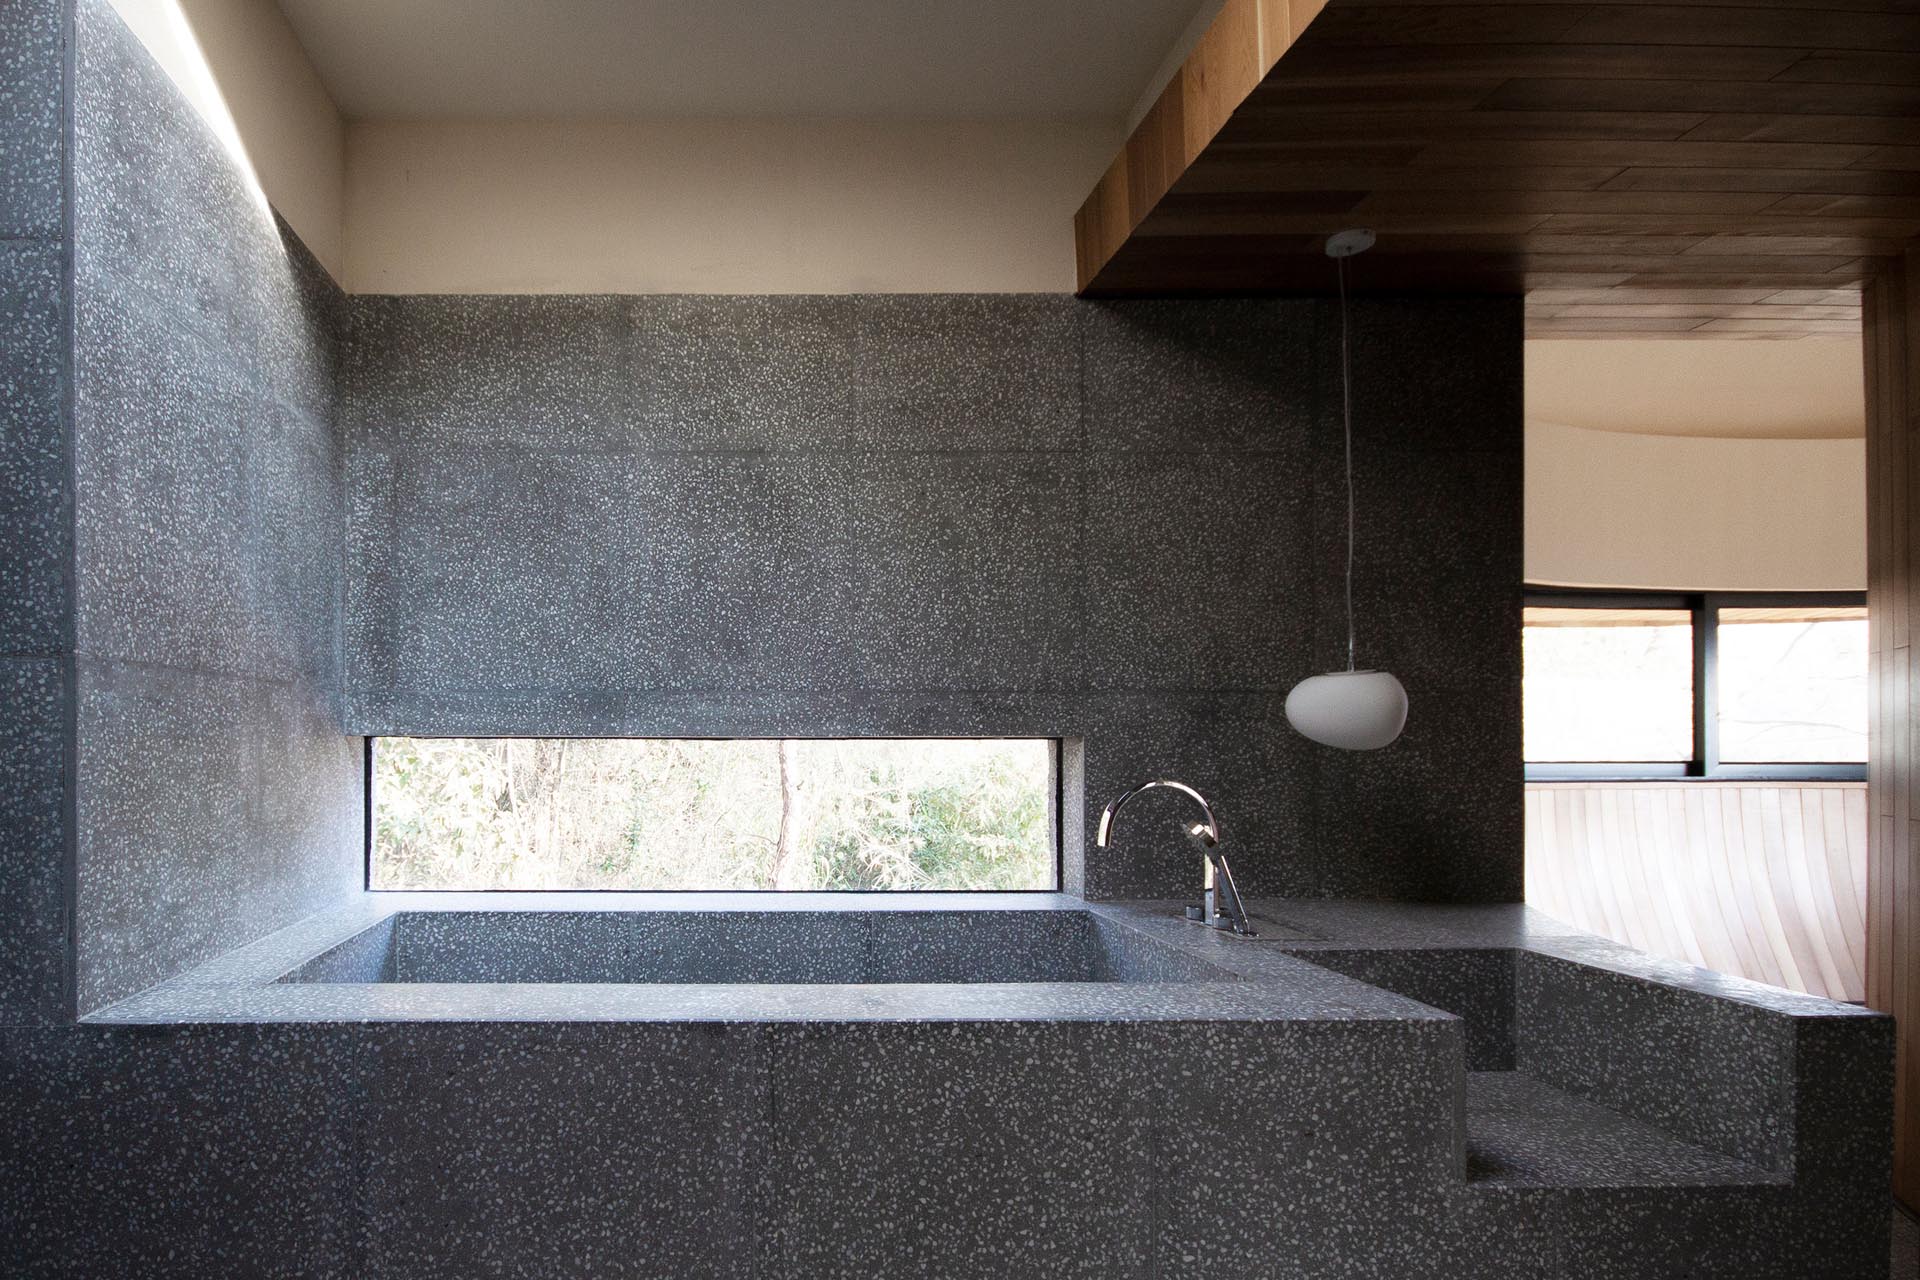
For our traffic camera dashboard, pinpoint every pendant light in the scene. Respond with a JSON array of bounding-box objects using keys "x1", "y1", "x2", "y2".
[{"x1": 1284, "y1": 229, "x2": 1409, "y2": 752}]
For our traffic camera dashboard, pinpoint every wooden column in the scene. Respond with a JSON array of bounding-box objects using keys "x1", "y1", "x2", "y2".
[{"x1": 1867, "y1": 246, "x2": 1920, "y2": 1213}]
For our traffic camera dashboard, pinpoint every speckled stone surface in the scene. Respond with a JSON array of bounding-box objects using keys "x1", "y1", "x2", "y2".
[
  {"x1": 0, "y1": 896, "x2": 1886, "y2": 1277},
  {"x1": 286, "y1": 907, "x2": 1243, "y2": 986},
  {"x1": 0, "y1": 658, "x2": 69, "y2": 1026},
  {"x1": 1463, "y1": 1070, "x2": 1778, "y2": 1187},
  {"x1": 0, "y1": 0, "x2": 65, "y2": 242},
  {"x1": 62, "y1": 0, "x2": 362, "y2": 1014},
  {"x1": 0, "y1": 238, "x2": 68, "y2": 657},
  {"x1": 72, "y1": 662, "x2": 362, "y2": 1013},
  {"x1": 343, "y1": 290, "x2": 1523, "y2": 902},
  {"x1": 1518, "y1": 948, "x2": 1800, "y2": 1170},
  {"x1": 0, "y1": 0, "x2": 72, "y2": 1032},
  {"x1": 0, "y1": 1024, "x2": 362, "y2": 1278},
  {"x1": 1284, "y1": 946, "x2": 1516, "y2": 1070}
]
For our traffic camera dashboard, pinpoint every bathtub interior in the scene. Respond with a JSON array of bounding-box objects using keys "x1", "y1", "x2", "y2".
[{"x1": 275, "y1": 909, "x2": 1245, "y2": 985}]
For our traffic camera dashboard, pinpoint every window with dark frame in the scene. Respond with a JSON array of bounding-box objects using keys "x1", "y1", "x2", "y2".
[
  {"x1": 1523, "y1": 590, "x2": 1866, "y2": 782},
  {"x1": 368, "y1": 737, "x2": 1061, "y2": 892}
]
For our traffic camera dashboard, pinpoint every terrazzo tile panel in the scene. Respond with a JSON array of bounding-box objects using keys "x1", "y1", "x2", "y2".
[
  {"x1": 0, "y1": 658, "x2": 69, "y2": 1026},
  {"x1": 0, "y1": 238, "x2": 69, "y2": 657},
  {"x1": 0, "y1": 0, "x2": 73, "y2": 1031},
  {"x1": 344, "y1": 290, "x2": 1523, "y2": 903},
  {"x1": 0, "y1": 0, "x2": 66, "y2": 241},
  {"x1": 72, "y1": 660, "x2": 363, "y2": 1013},
  {"x1": 0, "y1": 1024, "x2": 362, "y2": 1278},
  {"x1": 58, "y1": 0, "x2": 363, "y2": 1014}
]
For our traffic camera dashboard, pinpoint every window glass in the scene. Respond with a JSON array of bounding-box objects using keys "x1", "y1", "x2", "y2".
[
  {"x1": 1523, "y1": 606, "x2": 1693, "y2": 762},
  {"x1": 372, "y1": 737, "x2": 1055, "y2": 892},
  {"x1": 1716, "y1": 606, "x2": 1867, "y2": 763}
]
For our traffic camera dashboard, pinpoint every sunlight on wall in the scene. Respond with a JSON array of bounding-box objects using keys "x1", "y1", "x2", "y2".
[{"x1": 106, "y1": 0, "x2": 273, "y2": 220}]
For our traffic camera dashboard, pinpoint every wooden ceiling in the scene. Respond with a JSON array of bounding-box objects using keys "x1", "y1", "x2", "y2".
[{"x1": 1073, "y1": 0, "x2": 1920, "y2": 337}]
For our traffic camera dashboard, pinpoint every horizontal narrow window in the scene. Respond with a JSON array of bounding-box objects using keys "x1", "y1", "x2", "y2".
[{"x1": 370, "y1": 737, "x2": 1057, "y2": 892}]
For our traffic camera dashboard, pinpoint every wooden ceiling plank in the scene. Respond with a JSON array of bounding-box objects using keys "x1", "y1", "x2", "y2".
[
  {"x1": 1696, "y1": 316, "x2": 1865, "y2": 331},
  {"x1": 1618, "y1": 269, "x2": 1878, "y2": 288},
  {"x1": 1559, "y1": 5, "x2": 1920, "y2": 51},
  {"x1": 1220, "y1": 107, "x2": 1712, "y2": 142},
  {"x1": 1683, "y1": 232, "x2": 1912, "y2": 254},
  {"x1": 1538, "y1": 302, "x2": 1862, "y2": 317},
  {"x1": 1770, "y1": 49, "x2": 1920, "y2": 83},
  {"x1": 1760, "y1": 287, "x2": 1869, "y2": 303},
  {"x1": 1764, "y1": 191, "x2": 1920, "y2": 215},
  {"x1": 1684, "y1": 113, "x2": 1920, "y2": 145},
  {"x1": 1279, "y1": 42, "x2": 1811, "y2": 83},
  {"x1": 1304, "y1": 4, "x2": 1608, "y2": 45},
  {"x1": 1174, "y1": 162, "x2": 1631, "y2": 194},
  {"x1": 1135, "y1": 209, "x2": 1555, "y2": 236},
  {"x1": 1483, "y1": 76, "x2": 1920, "y2": 115},
  {"x1": 1408, "y1": 138, "x2": 1880, "y2": 168},
  {"x1": 1358, "y1": 188, "x2": 1786, "y2": 213},
  {"x1": 1600, "y1": 165, "x2": 1920, "y2": 194},
  {"x1": 1528, "y1": 316, "x2": 1716, "y2": 330},
  {"x1": 1854, "y1": 145, "x2": 1920, "y2": 169},
  {"x1": 1538, "y1": 212, "x2": 1920, "y2": 236},
  {"x1": 1529, "y1": 286, "x2": 1785, "y2": 302}
]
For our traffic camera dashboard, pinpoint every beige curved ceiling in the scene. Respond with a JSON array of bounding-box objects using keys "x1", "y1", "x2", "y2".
[
  {"x1": 273, "y1": 0, "x2": 1212, "y2": 121},
  {"x1": 1525, "y1": 339, "x2": 1864, "y2": 440}
]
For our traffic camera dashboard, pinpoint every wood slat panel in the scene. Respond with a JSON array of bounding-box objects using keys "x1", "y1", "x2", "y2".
[
  {"x1": 1866, "y1": 249, "x2": 1920, "y2": 1213},
  {"x1": 1073, "y1": 0, "x2": 1920, "y2": 335},
  {"x1": 1524, "y1": 782, "x2": 1869, "y2": 1001}
]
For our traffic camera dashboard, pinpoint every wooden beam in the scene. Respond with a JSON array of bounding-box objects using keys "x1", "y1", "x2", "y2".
[
  {"x1": 1071, "y1": 0, "x2": 1920, "y2": 336},
  {"x1": 1073, "y1": 0, "x2": 1311, "y2": 290}
]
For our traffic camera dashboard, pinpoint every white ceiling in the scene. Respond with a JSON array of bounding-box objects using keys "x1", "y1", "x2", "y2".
[
  {"x1": 273, "y1": 0, "x2": 1210, "y2": 122},
  {"x1": 1525, "y1": 339, "x2": 1865, "y2": 440}
]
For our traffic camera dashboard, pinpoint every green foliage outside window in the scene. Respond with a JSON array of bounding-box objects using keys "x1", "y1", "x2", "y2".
[{"x1": 372, "y1": 737, "x2": 1053, "y2": 891}]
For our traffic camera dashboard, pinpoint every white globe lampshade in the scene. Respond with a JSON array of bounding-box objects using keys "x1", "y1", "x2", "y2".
[{"x1": 1285, "y1": 670, "x2": 1408, "y2": 751}]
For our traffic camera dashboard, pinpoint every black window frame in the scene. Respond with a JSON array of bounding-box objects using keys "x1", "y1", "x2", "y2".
[
  {"x1": 1524, "y1": 587, "x2": 1867, "y2": 783},
  {"x1": 362, "y1": 734, "x2": 1067, "y2": 894}
]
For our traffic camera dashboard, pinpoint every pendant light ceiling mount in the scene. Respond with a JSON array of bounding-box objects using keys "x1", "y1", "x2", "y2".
[{"x1": 1324, "y1": 228, "x2": 1375, "y2": 259}]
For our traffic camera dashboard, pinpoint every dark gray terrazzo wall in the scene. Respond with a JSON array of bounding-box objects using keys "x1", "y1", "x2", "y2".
[
  {"x1": 344, "y1": 293, "x2": 1523, "y2": 902},
  {"x1": 1, "y1": 0, "x2": 73, "y2": 1028},
  {"x1": 63, "y1": 0, "x2": 360, "y2": 1014}
]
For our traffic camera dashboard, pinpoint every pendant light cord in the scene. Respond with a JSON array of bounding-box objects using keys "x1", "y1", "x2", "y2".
[{"x1": 1338, "y1": 252, "x2": 1356, "y2": 673}]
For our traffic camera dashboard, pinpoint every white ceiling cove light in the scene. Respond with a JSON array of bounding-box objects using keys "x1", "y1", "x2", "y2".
[{"x1": 1285, "y1": 229, "x2": 1409, "y2": 753}]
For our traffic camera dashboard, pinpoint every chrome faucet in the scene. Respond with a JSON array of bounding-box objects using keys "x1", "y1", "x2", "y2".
[{"x1": 1095, "y1": 780, "x2": 1256, "y2": 937}]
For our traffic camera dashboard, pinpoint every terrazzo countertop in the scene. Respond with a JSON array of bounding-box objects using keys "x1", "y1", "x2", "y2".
[
  {"x1": 83, "y1": 892, "x2": 1876, "y2": 1030},
  {"x1": 82, "y1": 892, "x2": 1449, "y2": 1026}
]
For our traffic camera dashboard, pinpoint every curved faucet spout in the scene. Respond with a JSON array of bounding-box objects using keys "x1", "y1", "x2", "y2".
[
  {"x1": 1093, "y1": 780, "x2": 1254, "y2": 937},
  {"x1": 1095, "y1": 779, "x2": 1220, "y2": 849}
]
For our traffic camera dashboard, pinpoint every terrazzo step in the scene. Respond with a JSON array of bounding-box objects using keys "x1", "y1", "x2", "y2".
[{"x1": 1462, "y1": 1071, "x2": 1784, "y2": 1189}]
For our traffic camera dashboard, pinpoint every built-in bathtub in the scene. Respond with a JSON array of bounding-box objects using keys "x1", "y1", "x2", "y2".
[{"x1": 73, "y1": 895, "x2": 1893, "y2": 1277}]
